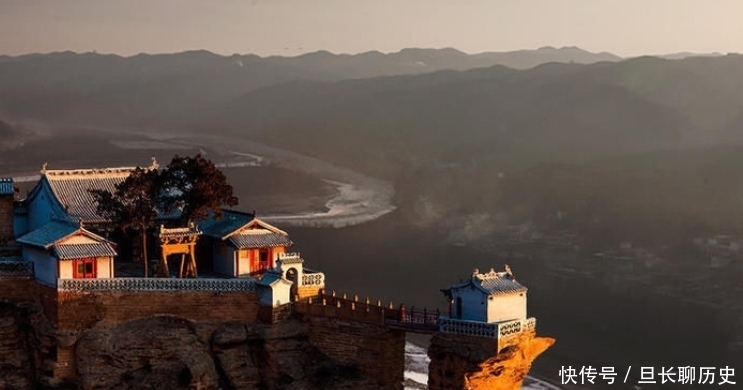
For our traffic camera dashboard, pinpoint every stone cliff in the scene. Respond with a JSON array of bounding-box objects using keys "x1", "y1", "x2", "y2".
[
  {"x1": 0, "y1": 298, "x2": 551, "y2": 389},
  {"x1": 0, "y1": 301, "x2": 399, "y2": 389},
  {"x1": 428, "y1": 331, "x2": 555, "y2": 390}
]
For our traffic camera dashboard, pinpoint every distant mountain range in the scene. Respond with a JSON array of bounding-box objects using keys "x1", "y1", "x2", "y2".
[
  {"x1": 0, "y1": 46, "x2": 622, "y2": 124},
  {"x1": 3, "y1": 47, "x2": 743, "y2": 243}
]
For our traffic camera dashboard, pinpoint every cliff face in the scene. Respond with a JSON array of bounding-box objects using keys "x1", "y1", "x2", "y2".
[
  {"x1": 0, "y1": 303, "x2": 33, "y2": 390},
  {"x1": 0, "y1": 302, "x2": 397, "y2": 390},
  {"x1": 0, "y1": 298, "x2": 550, "y2": 390},
  {"x1": 464, "y1": 336, "x2": 555, "y2": 390},
  {"x1": 428, "y1": 332, "x2": 554, "y2": 390},
  {"x1": 74, "y1": 315, "x2": 396, "y2": 390}
]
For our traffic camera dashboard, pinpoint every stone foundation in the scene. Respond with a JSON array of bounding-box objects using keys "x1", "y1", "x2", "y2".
[
  {"x1": 55, "y1": 288, "x2": 260, "y2": 330},
  {"x1": 307, "y1": 315, "x2": 406, "y2": 389},
  {"x1": 428, "y1": 331, "x2": 554, "y2": 390}
]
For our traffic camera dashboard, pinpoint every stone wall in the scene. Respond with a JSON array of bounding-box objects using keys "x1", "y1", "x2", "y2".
[
  {"x1": 307, "y1": 315, "x2": 405, "y2": 389},
  {"x1": 0, "y1": 196, "x2": 14, "y2": 243},
  {"x1": 0, "y1": 275, "x2": 34, "y2": 304},
  {"x1": 55, "y1": 289, "x2": 261, "y2": 331},
  {"x1": 296, "y1": 285, "x2": 322, "y2": 300},
  {"x1": 0, "y1": 302, "x2": 33, "y2": 389}
]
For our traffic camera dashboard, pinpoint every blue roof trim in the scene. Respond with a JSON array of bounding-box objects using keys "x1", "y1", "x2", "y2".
[
  {"x1": 198, "y1": 209, "x2": 255, "y2": 239},
  {"x1": 24, "y1": 177, "x2": 70, "y2": 222},
  {"x1": 16, "y1": 220, "x2": 80, "y2": 248},
  {"x1": 0, "y1": 178, "x2": 14, "y2": 196}
]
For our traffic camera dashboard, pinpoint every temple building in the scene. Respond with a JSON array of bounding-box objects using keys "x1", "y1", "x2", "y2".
[
  {"x1": 438, "y1": 266, "x2": 536, "y2": 350},
  {"x1": 16, "y1": 220, "x2": 117, "y2": 285},
  {"x1": 18, "y1": 162, "x2": 160, "y2": 236},
  {"x1": 442, "y1": 266, "x2": 527, "y2": 323},
  {"x1": 8, "y1": 161, "x2": 313, "y2": 287},
  {"x1": 198, "y1": 210, "x2": 294, "y2": 277}
]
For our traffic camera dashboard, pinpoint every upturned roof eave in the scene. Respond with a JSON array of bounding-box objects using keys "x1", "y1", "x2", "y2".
[{"x1": 221, "y1": 218, "x2": 289, "y2": 240}]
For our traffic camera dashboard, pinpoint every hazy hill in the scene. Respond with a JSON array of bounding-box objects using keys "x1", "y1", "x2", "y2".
[
  {"x1": 3, "y1": 49, "x2": 743, "y2": 245},
  {"x1": 0, "y1": 118, "x2": 20, "y2": 149},
  {"x1": 657, "y1": 51, "x2": 725, "y2": 60},
  {"x1": 204, "y1": 60, "x2": 706, "y2": 175},
  {"x1": 0, "y1": 47, "x2": 619, "y2": 126},
  {"x1": 186, "y1": 54, "x2": 743, "y2": 245}
]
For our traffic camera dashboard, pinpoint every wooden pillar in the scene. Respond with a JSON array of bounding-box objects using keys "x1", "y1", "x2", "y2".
[
  {"x1": 179, "y1": 254, "x2": 186, "y2": 278},
  {"x1": 160, "y1": 253, "x2": 169, "y2": 278},
  {"x1": 188, "y1": 247, "x2": 198, "y2": 278}
]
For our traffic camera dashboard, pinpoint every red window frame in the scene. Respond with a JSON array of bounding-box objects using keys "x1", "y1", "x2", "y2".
[{"x1": 73, "y1": 258, "x2": 97, "y2": 279}]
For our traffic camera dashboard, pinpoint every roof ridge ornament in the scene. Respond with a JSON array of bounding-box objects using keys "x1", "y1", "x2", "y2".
[
  {"x1": 505, "y1": 264, "x2": 514, "y2": 280},
  {"x1": 41, "y1": 162, "x2": 48, "y2": 174},
  {"x1": 150, "y1": 156, "x2": 159, "y2": 170}
]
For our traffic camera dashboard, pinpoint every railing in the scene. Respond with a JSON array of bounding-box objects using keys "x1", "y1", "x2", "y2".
[
  {"x1": 57, "y1": 277, "x2": 257, "y2": 292},
  {"x1": 524, "y1": 317, "x2": 537, "y2": 331},
  {"x1": 390, "y1": 305, "x2": 440, "y2": 330},
  {"x1": 295, "y1": 292, "x2": 387, "y2": 324},
  {"x1": 295, "y1": 291, "x2": 439, "y2": 331},
  {"x1": 438, "y1": 317, "x2": 537, "y2": 339},
  {"x1": 0, "y1": 260, "x2": 33, "y2": 276},
  {"x1": 498, "y1": 319, "x2": 523, "y2": 338},
  {"x1": 439, "y1": 318, "x2": 499, "y2": 338},
  {"x1": 278, "y1": 252, "x2": 302, "y2": 263},
  {"x1": 301, "y1": 271, "x2": 325, "y2": 286}
]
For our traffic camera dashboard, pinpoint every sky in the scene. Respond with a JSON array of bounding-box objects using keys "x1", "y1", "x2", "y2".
[{"x1": 0, "y1": 0, "x2": 741, "y2": 58}]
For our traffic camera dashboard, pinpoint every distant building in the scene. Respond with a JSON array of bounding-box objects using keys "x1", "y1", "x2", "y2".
[
  {"x1": 442, "y1": 266, "x2": 527, "y2": 323},
  {"x1": 19, "y1": 163, "x2": 160, "y2": 236},
  {"x1": 16, "y1": 220, "x2": 117, "y2": 285},
  {"x1": 198, "y1": 210, "x2": 294, "y2": 277},
  {"x1": 439, "y1": 266, "x2": 536, "y2": 350},
  {"x1": 11, "y1": 161, "x2": 307, "y2": 282}
]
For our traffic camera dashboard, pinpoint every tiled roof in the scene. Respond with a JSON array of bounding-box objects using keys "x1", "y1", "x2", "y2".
[
  {"x1": 43, "y1": 167, "x2": 136, "y2": 223},
  {"x1": 157, "y1": 224, "x2": 202, "y2": 238},
  {"x1": 229, "y1": 232, "x2": 293, "y2": 249},
  {"x1": 54, "y1": 243, "x2": 117, "y2": 259},
  {"x1": 198, "y1": 210, "x2": 255, "y2": 239},
  {"x1": 198, "y1": 210, "x2": 292, "y2": 249},
  {"x1": 16, "y1": 220, "x2": 81, "y2": 248},
  {"x1": 0, "y1": 178, "x2": 14, "y2": 196},
  {"x1": 40, "y1": 163, "x2": 165, "y2": 223},
  {"x1": 476, "y1": 274, "x2": 527, "y2": 295},
  {"x1": 447, "y1": 268, "x2": 527, "y2": 296},
  {"x1": 256, "y1": 270, "x2": 290, "y2": 287}
]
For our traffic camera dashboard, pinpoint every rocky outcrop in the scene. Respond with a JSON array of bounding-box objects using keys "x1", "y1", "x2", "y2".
[
  {"x1": 76, "y1": 315, "x2": 219, "y2": 390},
  {"x1": 69, "y1": 314, "x2": 393, "y2": 390},
  {"x1": 464, "y1": 336, "x2": 555, "y2": 390},
  {"x1": 213, "y1": 317, "x2": 391, "y2": 389},
  {"x1": 0, "y1": 303, "x2": 33, "y2": 390},
  {"x1": 0, "y1": 299, "x2": 550, "y2": 389},
  {"x1": 428, "y1": 332, "x2": 554, "y2": 390}
]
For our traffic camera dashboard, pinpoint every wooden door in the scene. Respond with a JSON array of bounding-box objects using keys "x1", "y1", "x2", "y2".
[
  {"x1": 258, "y1": 248, "x2": 271, "y2": 273},
  {"x1": 73, "y1": 258, "x2": 96, "y2": 279}
]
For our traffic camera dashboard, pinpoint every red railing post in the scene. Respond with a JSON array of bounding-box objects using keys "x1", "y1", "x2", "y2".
[{"x1": 399, "y1": 304, "x2": 405, "y2": 322}]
